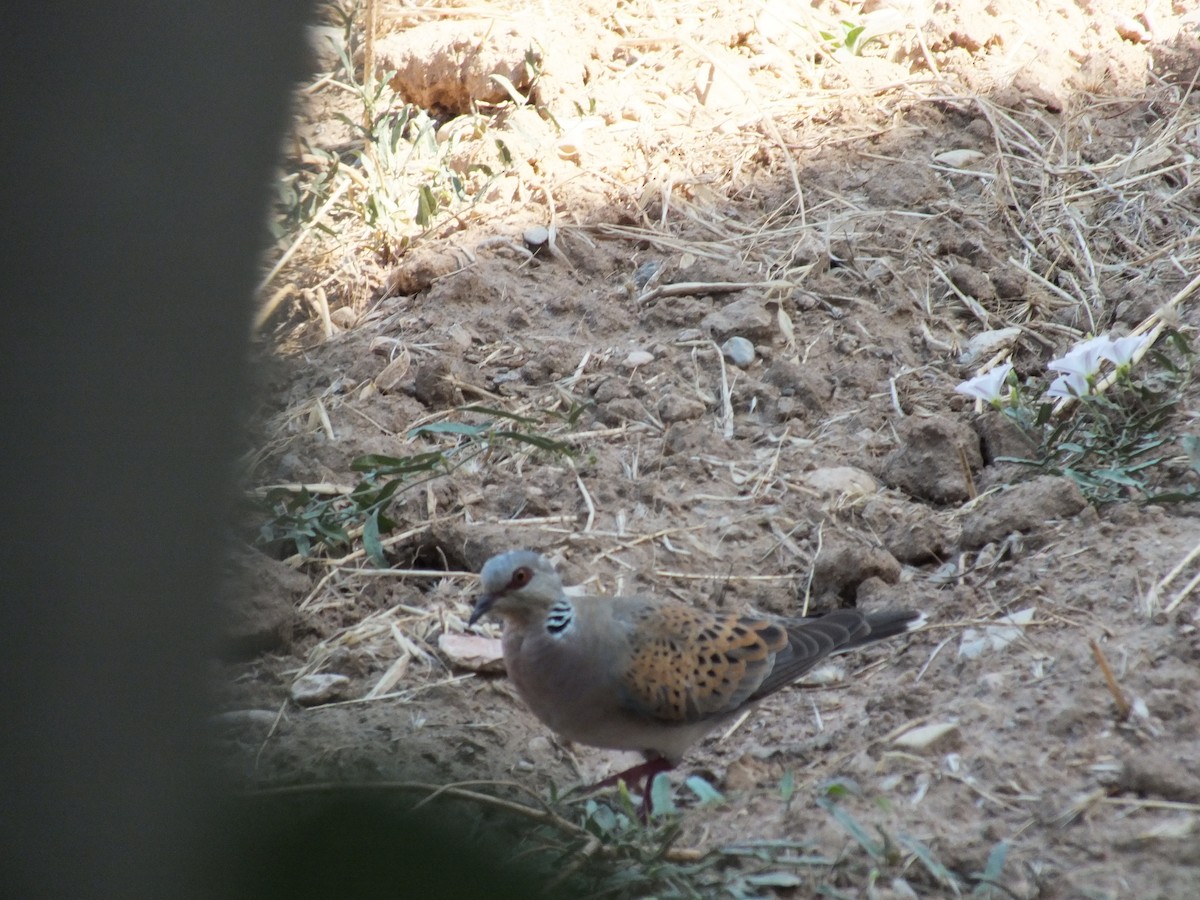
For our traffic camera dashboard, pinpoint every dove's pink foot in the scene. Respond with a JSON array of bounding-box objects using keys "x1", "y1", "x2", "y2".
[{"x1": 589, "y1": 755, "x2": 674, "y2": 820}]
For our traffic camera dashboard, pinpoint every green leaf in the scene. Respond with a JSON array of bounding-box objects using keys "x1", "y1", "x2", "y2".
[
  {"x1": 971, "y1": 840, "x2": 1008, "y2": 897},
  {"x1": 1090, "y1": 468, "x2": 1143, "y2": 487},
  {"x1": 415, "y1": 183, "x2": 438, "y2": 227},
  {"x1": 352, "y1": 451, "x2": 445, "y2": 475},
  {"x1": 816, "y1": 797, "x2": 883, "y2": 860},
  {"x1": 1142, "y1": 489, "x2": 1200, "y2": 504},
  {"x1": 313, "y1": 518, "x2": 351, "y2": 546},
  {"x1": 615, "y1": 780, "x2": 639, "y2": 820},
  {"x1": 900, "y1": 833, "x2": 961, "y2": 895},
  {"x1": 779, "y1": 770, "x2": 796, "y2": 803},
  {"x1": 821, "y1": 778, "x2": 860, "y2": 799},
  {"x1": 588, "y1": 801, "x2": 617, "y2": 835},
  {"x1": 362, "y1": 509, "x2": 387, "y2": 567},
  {"x1": 745, "y1": 872, "x2": 802, "y2": 888},
  {"x1": 684, "y1": 775, "x2": 724, "y2": 806},
  {"x1": 650, "y1": 773, "x2": 677, "y2": 817},
  {"x1": 294, "y1": 532, "x2": 312, "y2": 558},
  {"x1": 495, "y1": 139, "x2": 513, "y2": 167}
]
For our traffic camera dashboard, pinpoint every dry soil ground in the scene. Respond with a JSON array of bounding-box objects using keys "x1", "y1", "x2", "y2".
[{"x1": 220, "y1": 1, "x2": 1200, "y2": 896}]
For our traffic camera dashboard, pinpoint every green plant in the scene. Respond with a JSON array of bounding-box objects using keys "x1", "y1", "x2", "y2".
[
  {"x1": 256, "y1": 405, "x2": 577, "y2": 564},
  {"x1": 818, "y1": 20, "x2": 872, "y2": 56},
  {"x1": 957, "y1": 331, "x2": 1200, "y2": 504},
  {"x1": 273, "y1": 18, "x2": 515, "y2": 263}
]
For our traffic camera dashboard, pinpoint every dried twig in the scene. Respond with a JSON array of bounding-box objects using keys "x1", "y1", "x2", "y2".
[{"x1": 1090, "y1": 638, "x2": 1131, "y2": 721}]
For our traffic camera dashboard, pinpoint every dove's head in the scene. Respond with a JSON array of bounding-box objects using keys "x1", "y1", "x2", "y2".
[{"x1": 469, "y1": 550, "x2": 564, "y2": 626}]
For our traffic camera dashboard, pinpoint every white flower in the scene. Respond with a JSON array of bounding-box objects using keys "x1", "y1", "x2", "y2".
[
  {"x1": 1048, "y1": 335, "x2": 1112, "y2": 381},
  {"x1": 955, "y1": 363, "x2": 1013, "y2": 404},
  {"x1": 1045, "y1": 371, "x2": 1090, "y2": 399},
  {"x1": 1101, "y1": 333, "x2": 1150, "y2": 368}
]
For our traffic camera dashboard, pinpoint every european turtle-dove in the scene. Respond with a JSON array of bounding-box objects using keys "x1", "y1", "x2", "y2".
[{"x1": 469, "y1": 550, "x2": 924, "y2": 810}]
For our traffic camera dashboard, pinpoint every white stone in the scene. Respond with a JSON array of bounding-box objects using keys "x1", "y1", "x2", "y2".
[
  {"x1": 522, "y1": 225, "x2": 549, "y2": 247},
  {"x1": 290, "y1": 673, "x2": 351, "y2": 707},
  {"x1": 803, "y1": 466, "x2": 878, "y2": 496},
  {"x1": 721, "y1": 336, "x2": 755, "y2": 367}
]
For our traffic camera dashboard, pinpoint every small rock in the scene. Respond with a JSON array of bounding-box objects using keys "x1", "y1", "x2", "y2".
[
  {"x1": 974, "y1": 410, "x2": 1037, "y2": 461},
  {"x1": 329, "y1": 307, "x2": 358, "y2": 330},
  {"x1": 386, "y1": 247, "x2": 460, "y2": 296},
  {"x1": 946, "y1": 263, "x2": 996, "y2": 302},
  {"x1": 437, "y1": 633, "x2": 505, "y2": 674},
  {"x1": 1120, "y1": 752, "x2": 1200, "y2": 804},
  {"x1": 596, "y1": 397, "x2": 648, "y2": 426},
  {"x1": 893, "y1": 722, "x2": 961, "y2": 751},
  {"x1": 645, "y1": 295, "x2": 710, "y2": 328},
  {"x1": 291, "y1": 673, "x2": 351, "y2": 707},
  {"x1": 803, "y1": 466, "x2": 877, "y2": 496},
  {"x1": 527, "y1": 735, "x2": 554, "y2": 757},
  {"x1": 811, "y1": 534, "x2": 901, "y2": 599},
  {"x1": 658, "y1": 393, "x2": 706, "y2": 424},
  {"x1": 700, "y1": 297, "x2": 774, "y2": 341},
  {"x1": 522, "y1": 225, "x2": 549, "y2": 248},
  {"x1": 762, "y1": 360, "x2": 828, "y2": 413},
  {"x1": 622, "y1": 349, "x2": 655, "y2": 369},
  {"x1": 957, "y1": 327, "x2": 1021, "y2": 367},
  {"x1": 413, "y1": 357, "x2": 460, "y2": 408},
  {"x1": 993, "y1": 269, "x2": 1027, "y2": 300},
  {"x1": 880, "y1": 415, "x2": 982, "y2": 504},
  {"x1": 862, "y1": 498, "x2": 955, "y2": 564},
  {"x1": 633, "y1": 261, "x2": 662, "y2": 290},
  {"x1": 720, "y1": 336, "x2": 755, "y2": 367},
  {"x1": 960, "y1": 475, "x2": 1086, "y2": 548},
  {"x1": 662, "y1": 422, "x2": 710, "y2": 456},
  {"x1": 593, "y1": 378, "x2": 632, "y2": 404}
]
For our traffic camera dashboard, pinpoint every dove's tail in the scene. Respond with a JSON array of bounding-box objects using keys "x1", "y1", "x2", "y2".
[{"x1": 852, "y1": 609, "x2": 926, "y2": 646}]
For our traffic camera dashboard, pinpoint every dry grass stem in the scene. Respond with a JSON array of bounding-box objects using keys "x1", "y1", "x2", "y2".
[{"x1": 1089, "y1": 638, "x2": 1131, "y2": 721}]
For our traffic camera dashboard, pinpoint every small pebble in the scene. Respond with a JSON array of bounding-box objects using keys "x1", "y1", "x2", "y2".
[
  {"x1": 721, "y1": 336, "x2": 755, "y2": 367},
  {"x1": 622, "y1": 350, "x2": 654, "y2": 368},
  {"x1": 633, "y1": 260, "x2": 662, "y2": 290},
  {"x1": 522, "y1": 225, "x2": 549, "y2": 248},
  {"x1": 803, "y1": 466, "x2": 878, "y2": 496},
  {"x1": 290, "y1": 673, "x2": 351, "y2": 707},
  {"x1": 437, "y1": 633, "x2": 504, "y2": 674},
  {"x1": 893, "y1": 722, "x2": 961, "y2": 752}
]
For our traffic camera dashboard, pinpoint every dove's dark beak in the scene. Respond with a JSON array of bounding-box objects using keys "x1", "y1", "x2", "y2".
[{"x1": 468, "y1": 592, "x2": 496, "y2": 627}]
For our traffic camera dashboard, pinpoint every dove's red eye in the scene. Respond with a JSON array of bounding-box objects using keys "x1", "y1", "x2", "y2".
[{"x1": 509, "y1": 567, "x2": 532, "y2": 589}]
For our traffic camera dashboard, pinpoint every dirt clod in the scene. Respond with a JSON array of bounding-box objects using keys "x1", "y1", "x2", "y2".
[
  {"x1": 960, "y1": 474, "x2": 1087, "y2": 548},
  {"x1": 880, "y1": 414, "x2": 983, "y2": 504}
]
